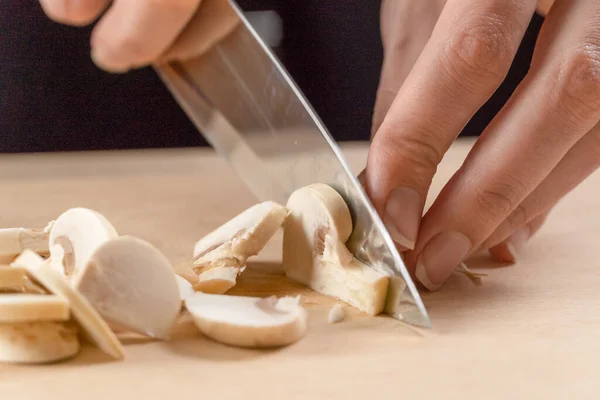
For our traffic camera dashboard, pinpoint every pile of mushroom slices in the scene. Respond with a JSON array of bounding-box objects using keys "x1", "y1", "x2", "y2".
[{"x1": 0, "y1": 183, "x2": 394, "y2": 364}]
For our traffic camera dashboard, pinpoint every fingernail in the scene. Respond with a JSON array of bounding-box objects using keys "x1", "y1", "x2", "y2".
[
  {"x1": 415, "y1": 231, "x2": 472, "y2": 291},
  {"x1": 504, "y1": 226, "x2": 531, "y2": 262},
  {"x1": 383, "y1": 187, "x2": 421, "y2": 250}
]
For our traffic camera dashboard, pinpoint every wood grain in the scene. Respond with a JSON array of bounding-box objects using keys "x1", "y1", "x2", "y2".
[{"x1": 0, "y1": 138, "x2": 598, "y2": 399}]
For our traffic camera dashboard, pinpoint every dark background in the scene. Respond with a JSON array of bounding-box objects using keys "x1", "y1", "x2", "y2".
[{"x1": 0, "y1": 1, "x2": 544, "y2": 153}]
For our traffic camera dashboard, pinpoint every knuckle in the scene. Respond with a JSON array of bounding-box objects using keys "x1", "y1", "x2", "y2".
[
  {"x1": 553, "y1": 45, "x2": 600, "y2": 123},
  {"x1": 474, "y1": 181, "x2": 524, "y2": 224},
  {"x1": 384, "y1": 127, "x2": 445, "y2": 179},
  {"x1": 441, "y1": 14, "x2": 516, "y2": 85},
  {"x1": 504, "y1": 203, "x2": 530, "y2": 231}
]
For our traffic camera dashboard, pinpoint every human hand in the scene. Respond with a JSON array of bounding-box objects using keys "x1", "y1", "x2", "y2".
[
  {"x1": 364, "y1": 0, "x2": 600, "y2": 290},
  {"x1": 39, "y1": 0, "x2": 239, "y2": 72}
]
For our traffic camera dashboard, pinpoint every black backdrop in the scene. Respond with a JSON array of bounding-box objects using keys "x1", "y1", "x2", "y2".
[{"x1": 0, "y1": 1, "x2": 543, "y2": 153}]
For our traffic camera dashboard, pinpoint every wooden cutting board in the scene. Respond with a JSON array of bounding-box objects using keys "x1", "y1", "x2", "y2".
[{"x1": 0, "y1": 138, "x2": 598, "y2": 399}]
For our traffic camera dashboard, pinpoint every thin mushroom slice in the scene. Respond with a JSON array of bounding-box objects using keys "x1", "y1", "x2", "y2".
[
  {"x1": 0, "y1": 226, "x2": 51, "y2": 264},
  {"x1": 193, "y1": 266, "x2": 240, "y2": 294},
  {"x1": 48, "y1": 207, "x2": 118, "y2": 284},
  {"x1": 282, "y1": 183, "x2": 390, "y2": 316},
  {"x1": 192, "y1": 201, "x2": 288, "y2": 288},
  {"x1": 176, "y1": 274, "x2": 195, "y2": 303},
  {"x1": 0, "y1": 294, "x2": 69, "y2": 323},
  {"x1": 1, "y1": 265, "x2": 46, "y2": 294},
  {"x1": 185, "y1": 292, "x2": 308, "y2": 348},
  {"x1": 79, "y1": 236, "x2": 181, "y2": 340},
  {"x1": 0, "y1": 321, "x2": 80, "y2": 364},
  {"x1": 12, "y1": 250, "x2": 125, "y2": 360}
]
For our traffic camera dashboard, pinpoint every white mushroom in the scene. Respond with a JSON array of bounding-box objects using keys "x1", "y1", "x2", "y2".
[
  {"x1": 0, "y1": 321, "x2": 80, "y2": 364},
  {"x1": 176, "y1": 274, "x2": 195, "y2": 303},
  {"x1": 12, "y1": 250, "x2": 125, "y2": 360},
  {"x1": 78, "y1": 236, "x2": 181, "y2": 340},
  {"x1": 193, "y1": 266, "x2": 241, "y2": 294},
  {"x1": 328, "y1": 303, "x2": 345, "y2": 324},
  {"x1": 0, "y1": 227, "x2": 50, "y2": 264},
  {"x1": 184, "y1": 292, "x2": 308, "y2": 348},
  {"x1": 192, "y1": 201, "x2": 287, "y2": 293},
  {"x1": 282, "y1": 183, "x2": 389, "y2": 316},
  {"x1": 1, "y1": 265, "x2": 46, "y2": 294},
  {"x1": 0, "y1": 294, "x2": 69, "y2": 323},
  {"x1": 48, "y1": 207, "x2": 118, "y2": 283}
]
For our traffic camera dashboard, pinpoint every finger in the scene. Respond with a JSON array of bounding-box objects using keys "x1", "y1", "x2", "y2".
[
  {"x1": 365, "y1": 0, "x2": 536, "y2": 250},
  {"x1": 405, "y1": 0, "x2": 600, "y2": 290},
  {"x1": 482, "y1": 121, "x2": 600, "y2": 258},
  {"x1": 40, "y1": 0, "x2": 108, "y2": 26},
  {"x1": 158, "y1": 0, "x2": 240, "y2": 63},
  {"x1": 488, "y1": 209, "x2": 549, "y2": 263},
  {"x1": 372, "y1": 0, "x2": 446, "y2": 137},
  {"x1": 90, "y1": 0, "x2": 202, "y2": 73}
]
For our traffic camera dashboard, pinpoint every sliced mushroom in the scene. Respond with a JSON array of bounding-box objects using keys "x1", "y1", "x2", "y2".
[
  {"x1": 0, "y1": 321, "x2": 80, "y2": 364},
  {"x1": 0, "y1": 294, "x2": 69, "y2": 323},
  {"x1": 328, "y1": 303, "x2": 345, "y2": 324},
  {"x1": 48, "y1": 207, "x2": 118, "y2": 283},
  {"x1": 185, "y1": 292, "x2": 308, "y2": 348},
  {"x1": 282, "y1": 183, "x2": 389, "y2": 316},
  {"x1": 192, "y1": 201, "x2": 287, "y2": 293},
  {"x1": 78, "y1": 236, "x2": 181, "y2": 340},
  {"x1": 0, "y1": 265, "x2": 46, "y2": 294},
  {"x1": 12, "y1": 250, "x2": 125, "y2": 360},
  {"x1": 176, "y1": 274, "x2": 195, "y2": 303},
  {"x1": 0, "y1": 227, "x2": 50, "y2": 264},
  {"x1": 193, "y1": 266, "x2": 240, "y2": 294}
]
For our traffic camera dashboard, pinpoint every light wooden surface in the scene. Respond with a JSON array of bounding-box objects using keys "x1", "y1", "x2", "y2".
[{"x1": 0, "y1": 138, "x2": 599, "y2": 399}]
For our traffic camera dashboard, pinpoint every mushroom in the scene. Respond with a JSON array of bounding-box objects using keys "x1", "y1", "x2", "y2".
[
  {"x1": 77, "y1": 236, "x2": 181, "y2": 340},
  {"x1": 0, "y1": 225, "x2": 51, "y2": 264},
  {"x1": 0, "y1": 294, "x2": 69, "y2": 323},
  {"x1": 0, "y1": 321, "x2": 80, "y2": 364},
  {"x1": 192, "y1": 201, "x2": 288, "y2": 293},
  {"x1": 193, "y1": 266, "x2": 241, "y2": 294},
  {"x1": 328, "y1": 303, "x2": 345, "y2": 324},
  {"x1": 176, "y1": 274, "x2": 195, "y2": 303},
  {"x1": 282, "y1": 183, "x2": 389, "y2": 316},
  {"x1": 184, "y1": 292, "x2": 308, "y2": 348},
  {"x1": 48, "y1": 207, "x2": 118, "y2": 283},
  {"x1": 3, "y1": 264, "x2": 47, "y2": 295},
  {"x1": 12, "y1": 250, "x2": 125, "y2": 360}
]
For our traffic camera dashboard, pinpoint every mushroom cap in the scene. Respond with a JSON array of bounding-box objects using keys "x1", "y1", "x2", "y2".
[
  {"x1": 49, "y1": 208, "x2": 118, "y2": 283},
  {"x1": 176, "y1": 274, "x2": 195, "y2": 302},
  {"x1": 79, "y1": 236, "x2": 181, "y2": 340},
  {"x1": 193, "y1": 201, "x2": 287, "y2": 264},
  {"x1": 0, "y1": 321, "x2": 80, "y2": 364},
  {"x1": 185, "y1": 292, "x2": 308, "y2": 348}
]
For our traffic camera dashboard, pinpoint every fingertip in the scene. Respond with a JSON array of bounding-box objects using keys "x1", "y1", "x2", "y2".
[{"x1": 40, "y1": 0, "x2": 108, "y2": 27}]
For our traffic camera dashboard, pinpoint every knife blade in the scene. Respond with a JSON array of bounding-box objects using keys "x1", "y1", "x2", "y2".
[{"x1": 155, "y1": 1, "x2": 430, "y2": 328}]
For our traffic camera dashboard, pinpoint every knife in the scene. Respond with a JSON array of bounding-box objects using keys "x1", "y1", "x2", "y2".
[{"x1": 155, "y1": 1, "x2": 430, "y2": 328}]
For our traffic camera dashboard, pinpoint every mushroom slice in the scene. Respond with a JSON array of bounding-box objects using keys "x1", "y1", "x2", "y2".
[
  {"x1": 185, "y1": 292, "x2": 308, "y2": 348},
  {"x1": 328, "y1": 303, "x2": 345, "y2": 324},
  {"x1": 0, "y1": 321, "x2": 80, "y2": 364},
  {"x1": 48, "y1": 207, "x2": 118, "y2": 283},
  {"x1": 12, "y1": 250, "x2": 125, "y2": 360},
  {"x1": 193, "y1": 266, "x2": 240, "y2": 294},
  {"x1": 78, "y1": 236, "x2": 181, "y2": 340},
  {"x1": 176, "y1": 274, "x2": 195, "y2": 303},
  {"x1": 1, "y1": 265, "x2": 47, "y2": 294},
  {"x1": 192, "y1": 201, "x2": 288, "y2": 290},
  {"x1": 0, "y1": 294, "x2": 69, "y2": 323},
  {"x1": 0, "y1": 227, "x2": 50, "y2": 264},
  {"x1": 282, "y1": 183, "x2": 389, "y2": 316}
]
